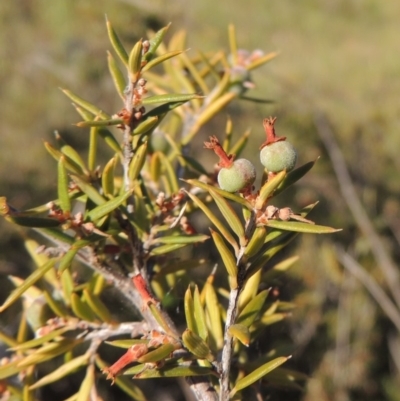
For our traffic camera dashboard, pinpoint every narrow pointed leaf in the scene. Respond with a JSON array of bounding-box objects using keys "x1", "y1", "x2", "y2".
[
  {"x1": 182, "y1": 91, "x2": 237, "y2": 146},
  {"x1": 137, "y1": 343, "x2": 176, "y2": 363},
  {"x1": 209, "y1": 189, "x2": 245, "y2": 245},
  {"x1": 266, "y1": 220, "x2": 341, "y2": 234},
  {"x1": 143, "y1": 24, "x2": 170, "y2": 62},
  {"x1": 58, "y1": 157, "x2": 71, "y2": 213},
  {"x1": 144, "y1": 99, "x2": 190, "y2": 118},
  {"x1": 88, "y1": 125, "x2": 99, "y2": 171},
  {"x1": 107, "y1": 51, "x2": 126, "y2": 99},
  {"x1": 70, "y1": 175, "x2": 105, "y2": 205},
  {"x1": 61, "y1": 89, "x2": 110, "y2": 120},
  {"x1": 106, "y1": 18, "x2": 129, "y2": 65},
  {"x1": 44, "y1": 142, "x2": 85, "y2": 176},
  {"x1": 204, "y1": 282, "x2": 223, "y2": 349},
  {"x1": 182, "y1": 329, "x2": 214, "y2": 361},
  {"x1": 185, "y1": 179, "x2": 252, "y2": 210},
  {"x1": 228, "y1": 324, "x2": 250, "y2": 346},
  {"x1": 186, "y1": 191, "x2": 239, "y2": 253},
  {"x1": 132, "y1": 365, "x2": 215, "y2": 379},
  {"x1": 70, "y1": 293, "x2": 96, "y2": 321},
  {"x1": 4, "y1": 215, "x2": 61, "y2": 228},
  {"x1": 98, "y1": 129, "x2": 122, "y2": 155},
  {"x1": 157, "y1": 152, "x2": 179, "y2": 194},
  {"x1": 210, "y1": 229, "x2": 238, "y2": 286},
  {"x1": 129, "y1": 142, "x2": 148, "y2": 181},
  {"x1": 29, "y1": 354, "x2": 89, "y2": 390},
  {"x1": 230, "y1": 356, "x2": 289, "y2": 396},
  {"x1": 237, "y1": 289, "x2": 269, "y2": 328},
  {"x1": 142, "y1": 93, "x2": 203, "y2": 105},
  {"x1": 0, "y1": 259, "x2": 56, "y2": 313},
  {"x1": 243, "y1": 226, "x2": 267, "y2": 258},
  {"x1": 274, "y1": 159, "x2": 317, "y2": 196},
  {"x1": 184, "y1": 286, "x2": 195, "y2": 333},
  {"x1": 150, "y1": 234, "x2": 208, "y2": 246},
  {"x1": 192, "y1": 286, "x2": 208, "y2": 341},
  {"x1": 246, "y1": 51, "x2": 279, "y2": 71},
  {"x1": 60, "y1": 144, "x2": 88, "y2": 175},
  {"x1": 76, "y1": 118, "x2": 124, "y2": 128},
  {"x1": 228, "y1": 24, "x2": 238, "y2": 65},
  {"x1": 142, "y1": 50, "x2": 183, "y2": 72},
  {"x1": 255, "y1": 170, "x2": 287, "y2": 210},
  {"x1": 76, "y1": 364, "x2": 95, "y2": 401},
  {"x1": 132, "y1": 116, "x2": 159, "y2": 136},
  {"x1": 102, "y1": 157, "x2": 116, "y2": 197},
  {"x1": 149, "y1": 243, "x2": 186, "y2": 256},
  {"x1": 86, "y1": 190, "x2": 133, "y2": 222},
  {"x1": 83, "y1": 289, "x2": 112, "y2": 323},
  {"x1": 228, "y1": 129, "x2": 250, "y2": 158},
  {"x1": 0, "y1": 359, "x2": 24, "y2": 380},
  {"x1": 179, "y1": 52, "x2": 209, "y2": 94},
  {"x1": 10, "y1": 327, "x2": 71, "y2": 351},
  {"x1": 128, "y1": 39, "x2": 143, "y2": 80}
]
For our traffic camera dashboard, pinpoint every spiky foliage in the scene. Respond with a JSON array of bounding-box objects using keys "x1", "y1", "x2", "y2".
[{"x1": 0, "y1": 21, "x2": 338, "y2": 401}]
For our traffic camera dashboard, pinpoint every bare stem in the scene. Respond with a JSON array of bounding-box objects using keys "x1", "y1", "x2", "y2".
[{"x1": 220, "y1": 287, "x2": 240, "y2": 401}]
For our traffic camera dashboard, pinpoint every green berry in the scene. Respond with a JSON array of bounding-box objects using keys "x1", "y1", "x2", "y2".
[
  {"x1": 217, "y1": 158, "x2": 256, "y2": 193},
  {"x1": 260, "y1": 141, "x2": 297, "y2": 172}
]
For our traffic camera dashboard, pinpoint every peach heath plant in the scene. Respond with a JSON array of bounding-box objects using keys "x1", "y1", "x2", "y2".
[{"x1": 0, "y1": 19, "x2": 339, "y2": 401}]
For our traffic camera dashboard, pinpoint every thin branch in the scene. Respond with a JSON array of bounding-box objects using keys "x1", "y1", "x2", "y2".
[
  {"x1": 314, "y1": 113, "x2": 400, "y2": 309},
  {"x1": 219, "y1": 287, "x2": 240, "y2": 401},
  {"x1": 336, "y1": 246, "x2": 400, "y2": 332}
]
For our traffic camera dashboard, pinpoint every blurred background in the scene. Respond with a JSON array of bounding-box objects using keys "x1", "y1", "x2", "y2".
[{"x1": 1, "y1": 1, "x2": 400, "y2": 400}]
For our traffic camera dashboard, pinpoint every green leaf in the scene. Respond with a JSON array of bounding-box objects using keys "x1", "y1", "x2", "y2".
[
  {"x1": 107, "y1": 50, "x2": 126, "y2": 99},
  {"x1": 230, "y1": 356, "x2": 289, "y2": 396},
  {"x1": 102, "y1": 157, "x2": 116, "y2": 197},
  {"x1": 58, "y1": 157, "x2": 71, "y2": 213},
  {"x1": 44, "y1": 142, "x2": 86, "y2": 176},
  {"x1": 76, "y1": 118, "x2": 124, "y2": 128},
  {"x1": 228, "y1": 324, "x2": 250, "y2": 346},
  {"x1": 243, "y1": 226, "x2": 267, "y2": 258},
  {"x1": 182, "y1": 329, "x2": 214, "y2": 361},
  {"x1": 29, "y1": 354, "x2": 89, "y2": 390},
  {"x1": 61, "y1": 89, "x2": 110, "y2": 120},
  {"x1": 149, "y1": 243, "x2": 187, "y2": 256},
  {"x1": 266, "y1": 220, "x2": 341, "y2": 234},
  {"x1": 129, "y1": 141, "x2": 148, "y2": 181},
  {"x1": 70, "y1": 175, "x2": 106, "y2": 206},
  {"x1": 204, "y1": 282, "x2": 223, "y2": 349},
  {"x1": 209, "y1": 189, "x2": 245, "y2": 246},
  {"x1": 4, "y1": 215, "x2": 61, "y2": 228},
  {"x1": 0, "y1": 359, "x2": 24, "y2": 380},
  {"x1": 210, "y1": 229, "x2": 238, "y2": 287},
  {"x1": 228, "y1": 129, "x2": 250, "y2": 158},
  {"x1": 142, "y1": 50, "x2": 183, "y2": 72},
  {"x1": 86, "y1": 190, "x2": 133, "y2": 222},
  {"x1": 192, "y1": 286, "x2": 208, "y2": 341},
  {"x1": 185, "y1": 191, "x2": 239, "y2": 254},
  {"x1": 255, "y1": 170, "x2": 287, "y2": 210},
  {"x1": 185, "y1": 179, "x2": 252, "y2": 210},
  {"x1": 106, "y1": 17, "x2": 129, "y2": 65},
  {"x1": 132, "y1": 116, "x2": 160, "y2": 136},
  {"x1": 105, "y1": 339, "x2": 147, "y2": 349},
  {"x1": 58, "y1": 240, "x2": 90, "y2": 274},
  {"x1": 144, "y1": 99, "x2": 190, "y2": 118},
  {"x1": 237, "y1": 289, "x2": 269, "y2": 327},
  {"x1": 157, "y1": 152, "x2": 179, "y2": 194},
  {"x1": 137, "y1": 343, "x2": 176, "y2": 363},
  {"x1": 0, "y1": 259, "x2": 57, "y2": 313},
  {"x1": 83, "y1": 289, "x2": 112, "y2": 323},
  {"x1": 98, "y1": 129, "x2": 122, "y2": 155},
  {"x1": 184, "y1": 286, "x2": 195, "y2": 333},
  {"x1": 128, "y1": 39, "x2": 143, "y2": 80},
  {"x1": 274, "y1": 159, "x2": 317, "y2": 196},
  {"x1": 143, "y1": 24, "x2": 170, "y2": 62},
  {"x1": 131, "y1": 364, "x2": 215, "y2": 379},
  {"x1": 143, "y1": 93, "x2": 203, "y2": 105},
  {"x1": 246, "y1": 51, "x2": 279, "y2": 71},
  {"x1": 10, "y1": 327, "x2": 71, "y2": 351},
  {"x1": 76, "y1": 364, "x2": 95, "y2": 401},
  {"x1": 70, "y1": 293, "x2": 96, "y2": 322},
  {"x1": 150, "y1": 234, "x2": 209, "y2": 246}
]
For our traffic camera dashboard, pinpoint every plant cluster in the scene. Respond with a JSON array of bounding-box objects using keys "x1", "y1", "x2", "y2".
[{"x1": 0, "y1": 20, "x2": 338, "y2": 401}]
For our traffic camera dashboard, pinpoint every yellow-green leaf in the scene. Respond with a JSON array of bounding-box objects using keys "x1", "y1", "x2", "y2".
[
  {"x1": 185, "y1": 191, "x2": 239, "y2": 254},
  {"x1": 70, "y1": 293, "x2": 96, "y2": 322},
  {"x1": 98, "y1": 129, "x2": 122, "y2": 155},
  {"x1": 132, "y1": 364, "x2": 215, "y2": 379},
  {"x1": 204, "y1": 282, "x2": 223, "y2": 349},
  {"x1": 142, "y1": 50, "x2": 183, "y2": 72},
  {"x1": 255, "y1": 170, "x2": 287, "y2": 210},
  {"x1": 106, "y1": 17, "x2": 128, "y2": 65},
  {"x1": 150, "y1": 234, "x2": 209, "y2": 246},
  {"x1": 149, "y1": 243, "x2": 186, "y2": 256},
  {"x1": 237, "y1": 289, "x2": 269, "y2": 328},
  {"x1": 107, "y1": 51, "x2": 126, "y2": 99},
  {"x1": 4, "y1": 215, "x2": 61, "y2": 228},
  {"x1": 210, "y1": 229, "x2": 238, "y2": 287},
  {"x1": 83, "y1": 289, "x2": 112, "y2": 323},
  {"x1": 192, "y1": 285, "x2": 208, "y2": 341},
  {"x1": 230, "y1": 356, "x2": 289, "y2": 396},
  {"x1": 76, "y1": 118, "x2": 124, "y2": 128},
  {"x1": 70, "y1": 175, "x2": 105, "y2": 206},
  {"x1": 58, "y1": 157, "x2": 71, "y2": 213},
  {"x1": 129, "y1": 141, "x2": 148, "y2": 181},
  {"x1": 102, "y1": 157, "x2": 116, "y2": 197},
  {"x1": 44, "y1": 142, "x2": 85, "y2": 176},
  {"x1": 0, "y1": 259, "x2": 57, "y2": 313},
  {"x1": 243, "y1": 226, "x2": 267, "y2": 259},
  {"x1": 228, "y1": 324, "x2": 250, "y2": 346},
  {"x1": 143, "y1": 24, "x2": 170, "y2": 62},
  {"x1": 246, "y1": 51, "x2": 279, "y2": 71},
  {"x1": 137, "y1": 343, "x2": 176, "y2": 363},
  {"x1": 182, "y1": 329, "x2": 214, "y2": 361},
  {"x1": 29, "y1": 354, "x2": 89, "y2": 390},
  {"x1": 58, "y1": 240, "x2": 90, "y2": 274},
  {"x1": 209, "y1": 189, "x2": 245, "y2": 245},
  {"x1": 266, "y1": 220, "x2": 341, "y2": 234},
  {"x1": 132, "y1": 116, "x2": 159, "y2": 136},
  {"x1": 142, "y1": 93, "x2": 202, "y2": 105},
  {"x1": 128, "y1": 39, "x2": 143, "y2": 81}
]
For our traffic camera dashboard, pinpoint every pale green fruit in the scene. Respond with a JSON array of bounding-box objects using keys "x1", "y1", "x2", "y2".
[
  {"x1": 217, "y1": 159, "x2": 256, "y2": 193},
  {"x1": 260, "y1": 141, "x2": 297, "y2": 172}
]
